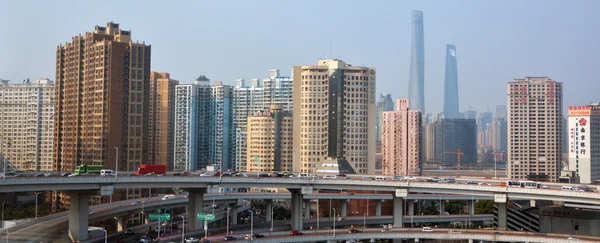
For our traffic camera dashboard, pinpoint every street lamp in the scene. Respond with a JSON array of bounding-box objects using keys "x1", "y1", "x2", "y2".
[
  {"x1": 180, "y1": 215, "x2": 185, "y2": 243},
  {"x1": 1, "y1": 201, "x2": 4, "y2": 229},
  {"x1": 226, "y1": 207, "x2": 230, "y2": 236},
  {"x1": 364, "y1": 196, "x2": 369, "y2": 229},
  {"x1": 140, "y1": 201, "x2": 145, "y2": 224},
  {"x1": 157, "y1": 209, "x2": 161, "y2": 239},
  {"x1": 270, "y1": 205, "x2": 276, "y2": 232},
  {"x1": 331, "y1": 208, "x2": 336, "y2": 238},
  {"x1": 102, "y1": 229, "x2": 107, "y2": 243},
  {"x1": 248, "y1": 209, "x2": 254, "y2": 241},
  {"x1": 35, "y1": 192, "x2": 42, "y2": 220},
  {"x1": 316, "y1": 199, "x2": 320, "y2": 230},
  {"x1": 113, "y1": 147, "x2": 118, "y2": 179}
]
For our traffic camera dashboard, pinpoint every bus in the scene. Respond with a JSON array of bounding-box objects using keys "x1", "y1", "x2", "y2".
[{"x1": 501, "y1": 180, "x2": 540, "y2": 188}]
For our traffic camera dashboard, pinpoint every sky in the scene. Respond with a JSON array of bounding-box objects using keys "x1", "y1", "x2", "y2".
[{"x1": 1, "y1": 0, "x2": 599, "y2": 114}]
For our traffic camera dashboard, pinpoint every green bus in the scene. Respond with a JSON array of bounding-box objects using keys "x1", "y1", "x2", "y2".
[{"x1": 74, "y1": 165, "x2": 104, "y2": 175}]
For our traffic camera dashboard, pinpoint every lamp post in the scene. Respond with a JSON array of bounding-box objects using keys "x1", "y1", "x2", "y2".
[
  {"x1": 364, "y1": 196, "x2": 369, "y2": 229},
  {"x1": 157, "y1": 209, "x2": 161, "y2": 239},
  {"x1": 331, "y1": 208, "x2": 336, "y2": 238},
  {"x1": 248, "y1": 209, "x2": 254, "y2": 241},
  {"x1": 316, "y1": 199, "x2": 319, "y2": 230},
  {"x1": 141, "y1": 201, "x2": 145, "y2": 223},
  {"x1": 1, "y1": 201, "x2": 4, "y2": 229},
  {"x1": 226, "y1": 207, "x2": 230, "y2": 236},
  {"x1": 180, "y1": 215, "x2": 185, "y2": 243},
  {"x1": 102, "y1": 229, "x2": 107, "y2": 243},
  {"x1": 34, "y1": 192, "x2": 42, "y2": 220},
  {"x1": 114, "y1": 147, "x2": 118, "y2": 179}
]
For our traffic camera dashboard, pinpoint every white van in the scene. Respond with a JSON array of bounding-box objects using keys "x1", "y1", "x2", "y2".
[
  {"x1": 322, "y1": 175, "x2": 337, "y2": 179},
  {"x1": 561, "y1": 186, "x2": 573, "y2": 191},
  {"x1": 375, "y1": 176, "x2": 387, "y2": 181},
  {"x1": 298, "y1": 173, "x2": 310, "y2": 178},
  {"x1": 162, "y1": 195, "x2": 176, "y2": 201},
  {"x1": 422, "y1": 227, "x2": 433, "y2": 232},
  {"x1": 100, "y1": 169, "x2": 115, "y2": 176}
]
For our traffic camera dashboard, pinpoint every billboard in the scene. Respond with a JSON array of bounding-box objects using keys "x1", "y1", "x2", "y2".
[{"x1": 569, "y1": 115, "x2": 590, "y2": 160}]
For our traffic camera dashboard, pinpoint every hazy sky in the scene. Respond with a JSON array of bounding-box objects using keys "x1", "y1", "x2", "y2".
[{"x1": 1, "y1": 0, "x2": 599, "y2": 114}]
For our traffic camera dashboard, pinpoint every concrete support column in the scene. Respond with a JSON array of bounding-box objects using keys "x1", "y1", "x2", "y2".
[
  {"x1": 393, "y1": 189, "x2": 407, "y2": 228},
  {"x1": 290, "y1": 189, "x2": 304, "y2": 231},
  {"x1": 408, "y1": 200, "x2": 415, "y2": 216},
  {"x1": 440, "y1": 201, "x2": 445, "y2": 215},
  {"x1": 230, "y1": 208, "x2": 238, "y2": 225},
  {"x1": 115, "y1": 215, "x2": 128, "y2": 232},
  {"x1": 494, "y1": 193, "x2": 508, "y2": 231},
  {"x1": 470, "y1": 201, "x2": 475, "y2": 215},
  {"x1": 266, "y1": 200, "x2": 273, "y2": 222},
  {"x1": 341, "y1": 200, "x2": 348, "y2": 217},
  {"x1": 376, "y1": 200, "x2": 382, "y2": 216},
  {"x1": 304, "y1": 200, "x2": 311, "y2": 218},
  {"x1": 187, "y1": 188, "x2": 206, "y2": 231},
  {"x1": 68, "y1": 191, "x2": 92, "y2": 242}
]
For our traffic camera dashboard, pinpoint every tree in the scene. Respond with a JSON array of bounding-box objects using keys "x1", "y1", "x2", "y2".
[{"x1": 475, "y1": 200, "x2": 494, "y2": 214}]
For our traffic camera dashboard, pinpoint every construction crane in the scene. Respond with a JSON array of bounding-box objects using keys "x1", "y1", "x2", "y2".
[{"x1": 444, "y1": 149, "x2": 464, "y2": 168}]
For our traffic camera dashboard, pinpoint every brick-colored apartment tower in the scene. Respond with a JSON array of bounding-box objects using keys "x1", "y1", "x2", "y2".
[
  {"x1": 382, "y1": 98, "x2": 422, "y2": 176},
  {"x1": 149, "y1": 72, "x2": 178, "y2": 170},
  {"x1": 54, "y1": 22, "x2": 151, "y2": 209}
]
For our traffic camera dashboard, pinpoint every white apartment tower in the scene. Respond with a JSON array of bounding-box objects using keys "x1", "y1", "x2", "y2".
[
  {"x1": 0, "y1": 78, "x2": 54, "y2": 172},
  {"x1": 293, "y1": 59, "x2": 376, "y2": 174},
  {"x1": 567, "y1": 104, "x2": 600, "y2": 184},
  {"x1": 507, "y1": 77, "x2": 563, "y2": 182}
]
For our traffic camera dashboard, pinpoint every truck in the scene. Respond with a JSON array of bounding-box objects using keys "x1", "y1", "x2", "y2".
[
  {"x1": 136, "y1": 164, "x2": 167, "y2": 175},
  {"x1": 88, "y1": 226, "x2": 105, "y2": 238},
  {"x1": 74, "y1": 165, "x2": 104, "y2": 175}
]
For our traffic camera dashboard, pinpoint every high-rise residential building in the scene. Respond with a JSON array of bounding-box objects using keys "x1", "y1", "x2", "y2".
[
  {"x1": 293, "y1": 59, "x2": 376, "y2": 174},
  {"x1": 567, "y1": 104, "x2": 600, "y2": 184},
  {"x1": 0, "y1": 78, "x2": 54, "y2": 172},
  {"x1": 376, "y1": 93, "x2": 395, "y2": 142},
  {"x1": 148, "y1": 72, "x2": 178, "y2": 170},
  {"x1": 247, "y1": 105, "x2": 293, "y2": 173},
  {"x1": 443, "y1": 44, "x2": 459, "y2": 119},
  {"x1": 233, "y1": 70, "x2": 293, "y2": 172},
  {"x1": 54, "y1": 22, "x2": 150, "y2": 203},
  {"x1": 425, "y1": 121, "x2": 442, "y2": 163},
  {"x1": 408, "y1": 10, "x2": 425, "y2": 113},
  {"x1": 210, "y1": 81, "x2": 234, "y2": 170},
  {"x1": 382, "y1": 98, "x2": 421, "y2": 176},
  {"x1": 173, "y1": 76, "x2": 211, "y2": 171},
  {"x1": 440, "y1": 119, "x2": 477, "y2": 166},
  {"x1": 507, "y1": 77, "x2": 563, "y2": 182}
]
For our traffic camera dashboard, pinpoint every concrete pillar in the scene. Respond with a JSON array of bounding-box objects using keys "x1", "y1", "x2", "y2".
[
  {"x1": 494, "y1": 193, "x2": 508, "y2": 231},
  {"x1": 470, "y1": 201, "x2": 475, "y2": 215},
  {"x1": 440, "y1": 201, "x2": 445, "y2": 215},
  {"x1": 304, "y1": 200, "x2": 311, "y2": 218},
  {"x1": 68, "y1": 191, "x2": 92, "y2": 242},
  {"x1": 187, "y1": 188, "x2": 206, "y2": 231},
  {"x1": 393, "y1": 189, "x2": 407, "y2": 228},
  {"x1": 408, "y1": 200, "x2": 415, "y2": 216},
  {"x1": 266, "y1": 200, "x2": 273, "y2": 222},
  {"x1": 229, "y1": 208, "x2": 238, "y2": 225},
  {"x1": 530, "y1": 199, "x2": 536, "y2": 208},
  {"x1": 341, "y1": 200, "x2": 347, "y2": 217},
  {"x1": 376, "y1": 200, "x2": 382, "y2": 216},
  {"x1": 115, "y1": 216, "x2": 128, "y2": 232},
  {"x1": 290, "y1": 189, "x2": 304, "y2": 231}
]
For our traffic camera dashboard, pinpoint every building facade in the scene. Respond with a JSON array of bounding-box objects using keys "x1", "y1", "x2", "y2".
[
  {"x1": 425, "y1": 121, "x2": 442, "y2": 164},
  {"x1": 567, "y1": 104, "x2": 600, "y2": 184},
  {"x1": 440, "y1": 118, "x2": 477, "y2": 166},
  {"x1": 443, "y1": 44, "x2": 459, "y2": 119},
  {"x1": 408, "y1": 10, "x2": 425, "y2": 113},
  {"x1": 209, "y1": 82, "x2": 234, "y2": 170},
  {"x1": 293, "y1": 59, "x2": 376, "y2": 174},
  {"x1": 0, "y1": 78, "x2": 54, "y2": 172},
  {"x1": 381, "y1": 98, "x2": 421, "y2": 176},
  {"x1": 54, "y1": 22, "x2": 151, "y2": 203},
  {"x1": 247, "y1": 105, "x2": 293, "y2": 173},
  {"x1": 376, "y1": 93, "x2": 395, "y2": 143},
  {"x1": 507, "y1": 77, "x2": 563, "y2": 182},
  {"x1": 148, "y1": 72, "x2": 178, "y2": 170}
]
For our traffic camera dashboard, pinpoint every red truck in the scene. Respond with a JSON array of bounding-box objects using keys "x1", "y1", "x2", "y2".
[{"x1": 136, "y1": 164, "x2": 167, "y2": 175}]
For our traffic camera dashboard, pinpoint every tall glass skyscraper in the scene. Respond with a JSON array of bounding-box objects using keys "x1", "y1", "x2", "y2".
[
  {"x1": 408, "y1": 10, "x2": 425, "y2": 113},
  {"x1": 443, "y1": 44, "x2": 459, "y2": 119}
]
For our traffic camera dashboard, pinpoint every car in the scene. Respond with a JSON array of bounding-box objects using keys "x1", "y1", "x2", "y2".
[
  {"x1": 211, "y1": 204, "x2": 219, "y2": 209},
  {"x1": 322, "y1": 175, "x2": 337, "y2": 179},
  {"x1": 568, "y1": 236, "x2": 578, "y2": 240},
  {"x1": 492, "y1": 231, "x2": 502, "y2": 235},
  {"x1": 362, "y1": 176, "x2": 374, "y2": 180},
  {"x1": 448, "y1": 230, "x2": 461, "y2": 234},
  {"x1": 253, "y1": 233, "x2": 265, "y2": 238},
  {"x1": 61, "y1": 172, "x2": 72, "y2": 177},
  {"x1": 381, "y1": 227, "x2": 390, "y2": 232},
  {"x1": 479, "y1": 182, "x2": 491, "y2": 186},
  {"x1": 185, "y1": 238, "x2": 200, "y2": 243},
  {"x1": 540, "y1": 184, "x2": 549, "y2": 189},
  {"x1": 290, "y1": 230, "x2": 303, "y2": 236},
  {"x1": 144, "y1": 172, "x2": 155, "y2": 176},
  {"x1": 348, "y1": 228, "x2": 362, "y2": 233},
  {"x1": 466, "y1": 181, "x2": 477, "y2": 185},
  {"x1": 200, "y1": 172, "x2": 213, "y2": 177},
  {"x1": 34, "y1": 173, "x2": 45, "y2": 177},
  {"x1": 223, "y1": 235, "x2": 236, "y2": 241},
  {"x1": 13, "y1": 170, "x2": 24, "y2": 173},
  {"x1": 162, "y1": 195, "x2": 176, "y2": 200},
  {"x1": 393, "y1": 176, "x2": 404, "y2": 181},
  {"x1": 405, "y1": 176, "x2": 417, "y2": 180},
  {"x1": 131, "y1": 200, "x2": 142, "y2": 205},
  {"x1": 124, "y1": 229, "x2": 134, "y2": 235},
  {"x1": 68, "y1": 173, "x2": 78, "y2": 177},
  {"x1": 422, "y1": 227, "x2": 433, "y2": 232}
]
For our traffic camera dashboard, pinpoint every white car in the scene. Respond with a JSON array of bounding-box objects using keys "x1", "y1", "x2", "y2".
[
  {"x1": 162, "y1": 195, "x2": 176, "y2": 200},
  {"x1": 448, "y1": 229, "x2": 461, "y2": 233},
  {"x1": 200, "y1": 172, "x2": 213, "y2": 177},
  {"x1": 322, "y1": 175, "x2": 337, "y2": 179},
  {"x1": 540, "y1": 184, "x2": 549, "y2": 189},
  {"x1": 405, "y1": 176, "x2": 417, "y2": 180},
  {"x1": 422, "y1": 227, "x2": 433, "y2": 232}
]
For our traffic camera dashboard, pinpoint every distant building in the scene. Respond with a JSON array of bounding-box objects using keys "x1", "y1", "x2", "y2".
[
  {"x1": 507, "y1": 77, "x2": 563, "y2": 182},
  {"x1": 496, "y1": 105, "x2": 507, "y2": 120},
  {"x1": 567, "y1": 104, "x2": 600, "y2": 184},
  {"x1": 0, "y1": 78, "x2": 54, "y2": 172},
  {"x1": 440, "y1": 119, "x2": 477, "y2": 166},
  {"x1": 425, "y1": 121, "x2": 442, "y2": 163},
  {"x1": 247, "y1": 105, "x2": 293, "y2": 173},
  {"x1": 376, "y1": 93, "x2": 394, "y2": 143},
  {"x1": 463, "y1": 110, "x2": 477, "y2": 120},
  {"x1": 382, "y1": 98, "x2": 421, "y2": 176},
  {"x1": 148, "y1": 72, "x2": 179, "y2": 170},
  {"x1": 209, "y1": 82, "x2": 234, "y2": 170},
  {"x1": 443, "y1": 44, "x2": 459, "y2": 119},
  {"x1": 491, "y1": 118, "x2": 508, "y2": 154},
  {"x1": 408, "y1": 10, "x2": 425, "y2": 113}
]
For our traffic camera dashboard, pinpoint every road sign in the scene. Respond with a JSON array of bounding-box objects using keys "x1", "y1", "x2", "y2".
[
  {"x1": 197, "y1": 213, "x2": 215, "y2": 221},
  {"x1": 148, "y1": 213, "x2": 170, "y2": 221}
]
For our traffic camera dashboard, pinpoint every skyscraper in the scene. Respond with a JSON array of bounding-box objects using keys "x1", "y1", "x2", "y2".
[
  {"x1": 408, "y1": 10, "x2": 425, "y2": 113},
  {"x1": 567, "y1": 104, "x2": 600, "y2": 184},
  {"x1": 293, "y1": 59, "x2": 376, "y2": 174},
  {"x1": 507, "y1": 77, "x2": 563, "y2": 182},
  {"x1": 443, "y1": 44, "x2": 459, "y2": 119},
  {"x1": 0, "y1": 78, "x2": 54, "y2": 172},
  {"x1": 382, "y1": 98, "x2": 422, "y2": 176},
  {"x1": 376, "y1": 93, "x2": 395, "y2": 142},
  {"x1": 148, "y1": 72, "x2": 178, "y2": 170},
  {"x1": 247, "y1": 105, "x2": 293, "y2": 173},
  {"x1": 209, "y1": 81, "x2": 234, "y2": 170},
  {"x1": 440, "y1": 119, "x2": 477, "y2": 166},
  {"x1": 54, "y1": 22, "x2": 150, "y2": 202}
]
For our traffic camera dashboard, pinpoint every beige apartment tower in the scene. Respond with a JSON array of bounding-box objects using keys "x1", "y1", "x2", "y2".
[
  {"x1": 507, "y1": 77, "x2": 563, "y2": 182},
  {"x1": 382, "y1": 98, "x2": 422, "y2": 176},
  {"x1": 247, "y1": 105, "x2": 293, "y2": 172},
  {"x1": 292, "y1": 59, "x2": 376, "y2": 174},
  {"x1": 148, "y1": 72, "x2": 178, "y2": 170}
]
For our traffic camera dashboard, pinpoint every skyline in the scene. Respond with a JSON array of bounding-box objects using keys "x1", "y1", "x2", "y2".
[{"x1": 1, "y1": 0, "x2": 599, "y2": 114}]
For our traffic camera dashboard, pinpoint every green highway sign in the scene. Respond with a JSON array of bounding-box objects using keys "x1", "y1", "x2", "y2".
[
  {"x1": 148, "y1": 213, "x2": 171, "y2": 221},
  {"x1": 197, "y1": 213, "x2": 215, "y2": 221}
]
